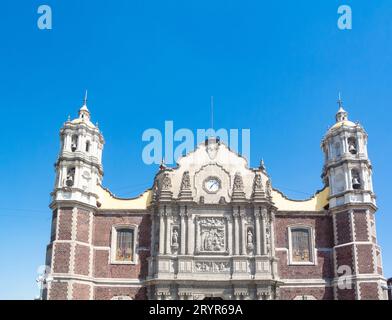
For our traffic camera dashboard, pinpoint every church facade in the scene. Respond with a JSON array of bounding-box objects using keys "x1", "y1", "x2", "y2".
[{"x1": 43, "y1": 97, "x2": 387, "y2": 300}]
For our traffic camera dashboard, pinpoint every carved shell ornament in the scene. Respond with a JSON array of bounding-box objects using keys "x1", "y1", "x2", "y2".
[
  {"x1": 233, "y1": 172, "x2": 244, "y2": 190},
  {"x1": 206, "y1": 139, "x2": 219, "y2": 160},
  {"x1": 161, "y1": 173, "x2": 172, "y2": 190},
  {"x1": 180, "y1": 171, "x2": 191, "y2": 190}
]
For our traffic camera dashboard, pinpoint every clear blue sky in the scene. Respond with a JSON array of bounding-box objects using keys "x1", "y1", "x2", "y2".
[{"x1": 0, "y1": 0, "x2": 391, "y2": 299}]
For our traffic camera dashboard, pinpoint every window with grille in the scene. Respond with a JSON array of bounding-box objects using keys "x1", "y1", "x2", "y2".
[
  {"x1": 116, "y1": 229, "x2": 134, "y2": 262},
  {"x1": 291, "y1": 228, "x2": 312, "y2": 263}
]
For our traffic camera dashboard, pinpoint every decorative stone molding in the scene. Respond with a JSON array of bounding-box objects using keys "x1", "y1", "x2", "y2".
[{"x1": 194, "y1": 261, "x2": 230, "y2": 272}]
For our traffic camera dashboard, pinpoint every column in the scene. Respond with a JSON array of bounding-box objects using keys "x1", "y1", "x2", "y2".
[
  {"x1": 159, "y1": 211, "x2": 165, "y2": 255},
  {"x1": 240, "y1": 211, "x2": 246, "y2": 255},
  {"x1": 227, "y1": 217, "x2": 233, "y2": 254},
  {"x1": 269, "y1": 213, "x2": 275, "y2": 255},
  {"x1": 180, "y1": 211, "x2": 186, "y2": 255},
  {"x1": 165, "y1": 209, "x2": 172, "y2": 254},
  {"x1": 234, "y1": 212, "x2": 240, "y2": 255},
  {"x1": 255, "y1": 210, "x2": 261, "y2": 256},
  {"x1": 187, "y1": 213, "x2": 194, "y2": 254},
  {"x1": 151, "y1": 215, "x2": 156, "y2": 255},
  {"x1": 261, "y1": 214, "x2": 266, "y2": 255}
]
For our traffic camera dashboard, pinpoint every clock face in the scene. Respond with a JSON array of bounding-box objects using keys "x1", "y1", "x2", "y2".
[{"x1": 204, "y1": 177, "x2": 221, "y2": 193}]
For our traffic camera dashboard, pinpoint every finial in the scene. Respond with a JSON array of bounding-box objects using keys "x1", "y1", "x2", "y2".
[
  {"x1": 83, "y1": 90, "x2": 88, "y2": 106},
  {"x1": 260, "y1": 158, "x2": 266, "y2": 171},
  {"x1": 159, "y1": 158, "x2": 166, "y2": 170},
  {"x1": 67, "y1": 115, "x2": 71, "y2": 121},
  {"x1": 335, "y1": 92, "x2": 348, "y2": 122},
  {"x1": 211, "y1": 96, "x2": 214, "y2": 130},
  {"x1": 337, "y1": 92, "x2": 344, "y2": 110}
]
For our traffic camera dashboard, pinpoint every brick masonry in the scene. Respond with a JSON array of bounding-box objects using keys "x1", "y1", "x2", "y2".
[
  {"x1": 280, "y1": 287, "x2": 334, "y2": 300},
  {"x1": 359, "y1": 282, "x2": 379, "y2": 300},
  {"x1": 94, "y1": 286, "x2": 147, "y2": 300},
  {"x1": 45, "y1": 206, "x2": 384, "y2": 300},
  {"x1": 335, "y1": 211, "x2": 352, "y2": 245}
]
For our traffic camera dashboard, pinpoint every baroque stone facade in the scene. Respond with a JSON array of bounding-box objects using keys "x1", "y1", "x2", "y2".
[{"x1": 43, "y1": 97, "x2": 388, "y2": 300}]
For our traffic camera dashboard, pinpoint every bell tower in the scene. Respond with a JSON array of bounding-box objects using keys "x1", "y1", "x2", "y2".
[
  {"x1": 52, "y1": 91, "x2": 104, "y2": 207},
  {"x1": 45, "y1": 92, "x2": 104, "y2": 300},
  {"x1": 321, "y1": 95, "x2": 387, "y2": 300}
]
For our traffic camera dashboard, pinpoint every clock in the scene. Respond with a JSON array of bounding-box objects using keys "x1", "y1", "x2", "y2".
[{"x1": 204, "y1": 177, "x2": 221, "y2": 193}]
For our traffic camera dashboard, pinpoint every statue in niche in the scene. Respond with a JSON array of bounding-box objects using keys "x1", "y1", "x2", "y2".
[
  {"x1": 181, "y1": 171, "x2": 191, "y2": 190},
  {"x1": 247, "y1": 229, "x2": 253, "y2": 245},
  {"x1": 233, "y1": 172, "x2": 244, "y2": 190},
  {"x1": 172, "y1": 229, "x2": 179, "y2": 245},
  {"x1": 161, "y1": 173, "x2": 172, "y2": 190}
]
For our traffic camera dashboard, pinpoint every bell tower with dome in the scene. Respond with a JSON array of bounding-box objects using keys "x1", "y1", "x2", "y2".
[
  {"x1": 44, "y1": 93, "x2": 105, "y2": 300},
  {"x1": 52, "y1": 91, "x2": 104, "y2": 207},
  {"x1": 321, "y1": 95, "x2": 385, "y2": 300},
  {"x1": 43, "y1": 93, "x2": 387, "y2": 300}
]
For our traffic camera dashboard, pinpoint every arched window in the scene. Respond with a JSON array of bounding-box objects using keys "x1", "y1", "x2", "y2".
[
  {"x1": 348, "y1": 137, "x2": 357, "y2": 155},
  {"x1": 334, "y1": 142, "x2": 341, "y2": 158},
  {"x1": 351, "y1": 169, "x2": 362, "y2": 190},
  {"x1": 66, "y1": 167, "x2": 75, "y2": 187},
  {"x1": 85, "y1": 141, "x2": 90, "y2": 152},
  {"x1": 289, "y1": 227, "x2": 314, "y2": 264},
  {"x1": 71, "y1": 135, "x2": 78, "y2": 152}
]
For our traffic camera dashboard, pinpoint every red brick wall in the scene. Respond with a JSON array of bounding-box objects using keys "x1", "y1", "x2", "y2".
[
  {"x1": 279, "y1": 287, "x2": 333, "y2": 300},
  {"x1": 74, "y1": 244, "x2": 90, "y2": 275},
  {"x1": 335, "y1": 244, "x2": 354, "y2": 273},
  {"x1": 53, "y1": 243, "x2": 71, "y2": 273},
  {"x1": 337, "y1": 286, "x2": 356, "y2": 300},
  {"x1": 357, "y1": 244, "x2": 374, "y2": 274},
  {"x1": 72, "y1": 283, "x2": 91, "y2": 300},
  {"x1": 354, "y1": 211, "x2": 369, "y2": 242},
  {"x1": 58, "y1": 208, "x2": 73, "y2": 240},
  {"x1": 274, "y1": 215, "x2": 333, "y2": 280},
  {"x1": 274, "y1": 215, "x2": 333, "y2": 248},
  {"x1": 49, "y1": 282, "x2": 68, "y2": 300},
  {"x1": 76, "y1": 209, "x2": 90, "y2": 243},
  {"x1": 359, "y1": 282, "x2": 379, "y2": 300},
  {"x1": 94, "y1": 286, "x2": 147, "y2": 300},
  {"x1": 335, "y1": 212, "x2": 352, "y2": 245},
  {"x1": 276, "y1": 250, "x2": 333, "y2": 279},
  {"x1": 50, "y1": 210, "x2": 57, "y2": 242},
  {"x1": 93, "y1": 249, "x2": 144, "y2": 278},
  {"x1": 92, "y1": 213, "x2": 151, "y2": 280}
]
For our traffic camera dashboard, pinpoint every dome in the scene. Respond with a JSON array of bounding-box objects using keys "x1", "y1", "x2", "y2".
[{"x1": 328, "y1": 120, "x2": 357, "y2": 132}]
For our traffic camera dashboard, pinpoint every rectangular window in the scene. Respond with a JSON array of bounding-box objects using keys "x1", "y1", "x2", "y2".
[
  {"x1": 116, "y1": 229, "x2": 134, "y2": 262},
  {"x1": 291, "y1": 228, "x2": 312, "y2": 263}
]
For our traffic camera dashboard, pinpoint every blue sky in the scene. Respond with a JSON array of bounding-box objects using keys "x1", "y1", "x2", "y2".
[{"x1": 0, "y1": 1, "x2": 391, "y2": 299}]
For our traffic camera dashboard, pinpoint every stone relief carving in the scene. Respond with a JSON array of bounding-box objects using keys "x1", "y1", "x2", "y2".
[
  {"x1": 161, "y1": 173, "x2": 172, "y2": 190},
  {"x1": 199, "y1": 217, "x2": 225, "y2": 227},
  {"x1": 180, "y1": 171, "x2": 191, "y2": 190},
  {"x1": 195, "y1": 261, "x2": 230, "y2": 272},
  {"x1": 198, "y1": 217, "x2": 226, "y2": 252},
  {"x1": 233, "y1": 172, "x2": 244, "y2": 190}
]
